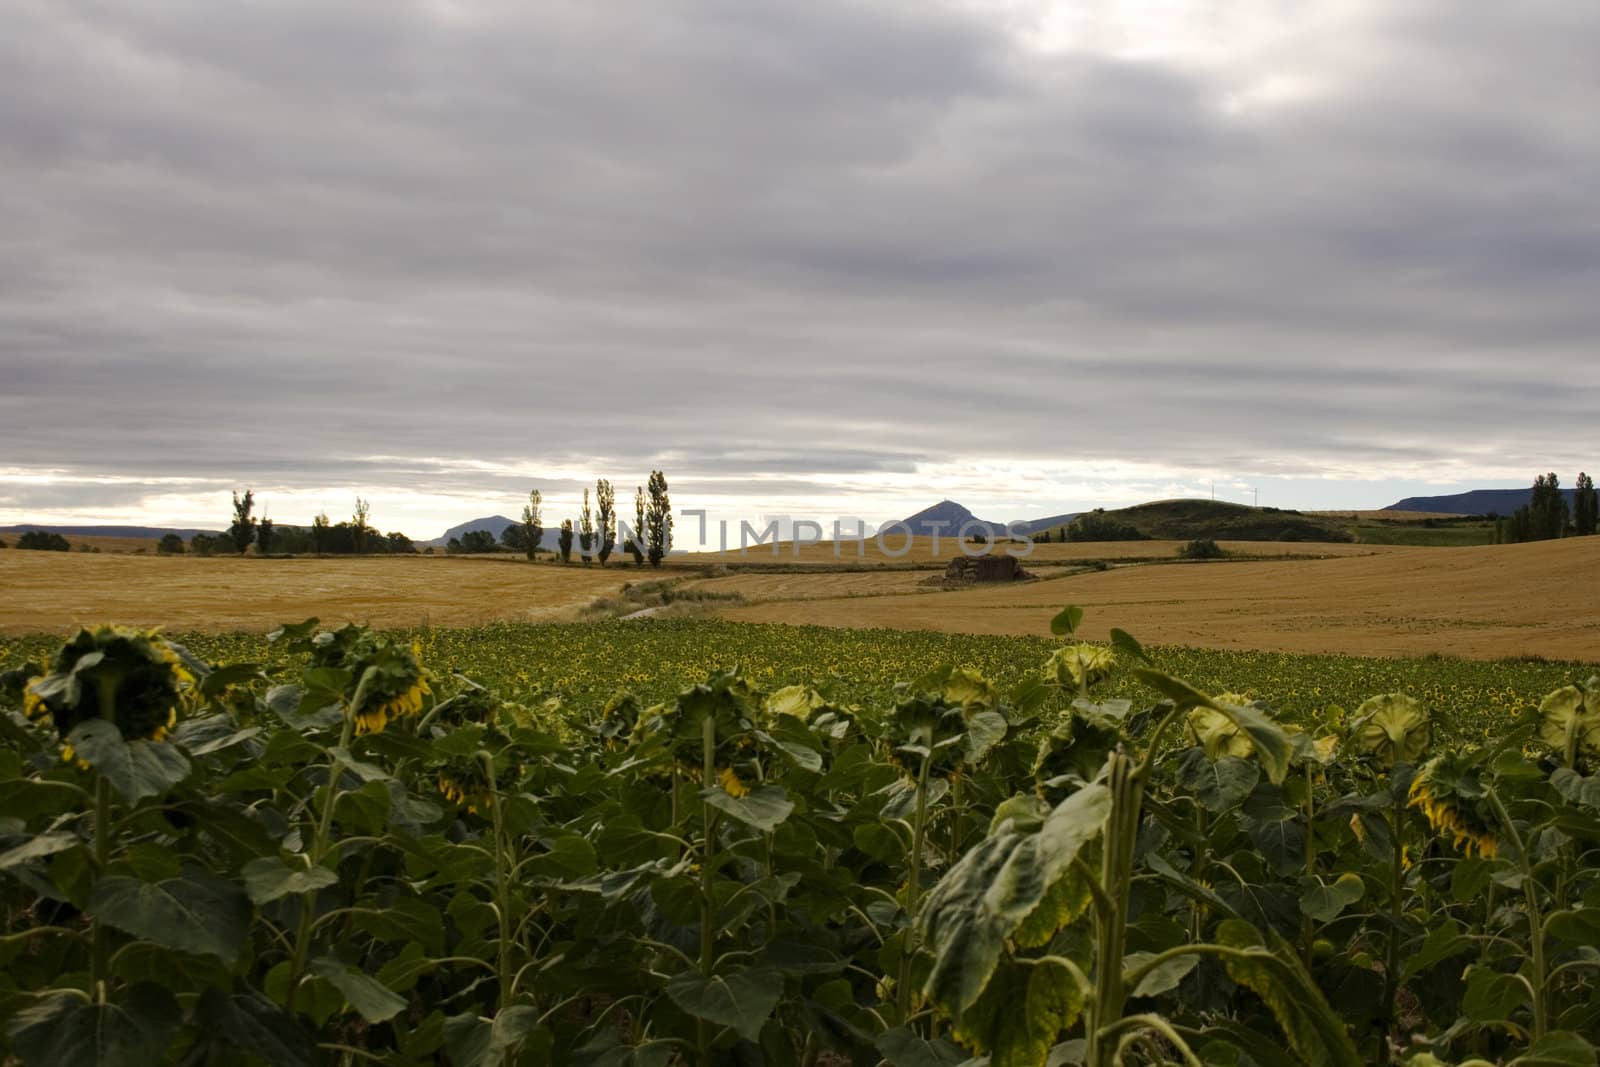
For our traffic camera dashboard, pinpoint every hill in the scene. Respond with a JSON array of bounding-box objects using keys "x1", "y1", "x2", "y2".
[
  {"x1": 1045, "y1": 499, "x2": 1354, "y2": 543},
  {"x1": 0, "y1": 524, "x2": 221, "y2": 539},
  {"x1": 891, "y1": 501, "x2": 1080, "y2": 539},
  {"x1": 1387, "y1": 488, "x2": 1577, "y2": 515},
  {"x1": 429, "y1": 514, "x2": 520, "y2": 546}
]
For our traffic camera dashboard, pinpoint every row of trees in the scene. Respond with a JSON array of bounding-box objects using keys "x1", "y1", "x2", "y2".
[
  {"x1": 477, "y1": 472, "x2": 673, "y2": 566},
  {"x1": 206, "y1": 490, "x2": 416, "y2": 556},
  {"x1": 1499, "y1": 472, "x2": 1598, "y2": 542}
]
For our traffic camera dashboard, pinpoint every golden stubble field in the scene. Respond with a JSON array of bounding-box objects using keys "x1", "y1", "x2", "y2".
[
  {"x1": 0, "y1": 553, "x2": 633, "y2": 634},
  {"x1": 4, "y1": 538, "x2": 1596, "y2": 663},
  {"x1": 713, "y1": 537, "x2": 1600, "y2": 661}
]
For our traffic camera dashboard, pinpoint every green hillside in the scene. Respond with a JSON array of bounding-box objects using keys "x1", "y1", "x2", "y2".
[{"x1": 1046, "y1": 499, "x2": 1353, "y2": 543}]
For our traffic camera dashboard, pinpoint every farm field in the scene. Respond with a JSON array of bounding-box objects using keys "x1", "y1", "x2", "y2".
[
  {"x1": 0, "y1": 551, "x2": 631, "y2": 633},
  {"x1": 715, "y1": 537, "x2": 1600, "y2": 661}
]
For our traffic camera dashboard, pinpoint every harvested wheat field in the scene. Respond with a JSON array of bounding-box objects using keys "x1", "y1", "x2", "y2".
[
  {"x1": 682, "y1": 536, "x2": 1388, "y2": 567},
  {"x1": 0, "y1": 552, "x2": 632, "y2": 634},
  {"x1": 714, "y1": 537, "x2": 1600, "y2": 661}
]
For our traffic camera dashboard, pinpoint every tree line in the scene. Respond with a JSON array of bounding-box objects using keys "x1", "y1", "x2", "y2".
[
  {"x1": 448, "y1": 471, "x2": 673, "y2": 567},
  {"x1": 1497, "y1": 471, "x2": 1598, "y2": 543}
]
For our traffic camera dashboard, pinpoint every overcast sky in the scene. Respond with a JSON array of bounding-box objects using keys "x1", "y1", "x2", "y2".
[{"x1": 2, "y1": 0, "x2": 1597, "y2": 541}]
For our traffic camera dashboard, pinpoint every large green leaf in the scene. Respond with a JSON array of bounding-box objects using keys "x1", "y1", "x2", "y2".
[
  {"x1": 919, "y1": 783, "x2": 1108, "y2": 1015},
  {"x1": 1177, "y1": 749, "x2": 1259, "y2": 813},
  {"x1": 1215, "y1": 919, "x2": 1362, "y2": 1067},
  {"x1": 192, "y1": 987, "x2": 316, "y2": 1067},
  {"x1": 90, "y1": 867, "x2": 250, "y2": 963},
  {"x1": 700, "y1": 783, "x2": 793, "y2": 832},
  {"x1": 1511, "y1": 1032, "x2": 1599, "y2": 1066},
  {"x1": 67, "y1": 719, "x2": 191, "y2": 802},
  {"x1": 1462, "y1": 965, "x2": 1529, "y2": 1022},
  {"x1": 8, "y1": 983, "x2": 180, "y2": 1067},
  {"x1": 874, "y1": 1027, "x2": 968, "y2": 1067},
  {"x1": 952, "y1": 956, "x2": 1082, "y2": 1067},
  {"x1": 1299, "y1": 874, "x2": 1365, "y2": 923},
  {"x1": 664, "y1": 967, "x2": 783, "y2": 1043},
  {"x1": 442, "y1": 1006, "x2": 550, "y2": 1067},
  {"x1": 1125, "y1": 950, "x2": 1200, "y2": 998},
  {"x1": 240, "y1": 857, "x2": 339, "y2": 905},
  {"x1": 308, "y1": 957, "x2": 409, "y2": 1023}
]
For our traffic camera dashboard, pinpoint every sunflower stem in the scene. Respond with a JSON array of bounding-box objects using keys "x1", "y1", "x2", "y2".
[
  {"x1": 1488, "y1": 789, "x2": 1547, "y2": 1040},
  {"x1": 1378, "y1": 784, "x2": 1405, "y2": 1064},
  {"x1": 896, "y1": 745, "x2": 933, "y2": 1022},
  {"x1": 697, "y1": 712, "x2": 718, "y2": 1066},
  {"x1": 286, "y1": 705, "x2": 356, "y2": 1018}
]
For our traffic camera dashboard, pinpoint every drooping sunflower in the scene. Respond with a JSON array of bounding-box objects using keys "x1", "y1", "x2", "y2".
[
  {"x1": 887, "y1": 665, "x2": 1005, "y2": 782},
  {"x1": 1185, "y1": 694, "x2": 1258, "y2": 761},
  {"x1": 22, "y1": 625, "x2": 194, "y2": 766},
  {"x1": 1408, "y1": 753, "x2": 1498, "y2": 859},
  {"x1": 1350, "y1": 693, "x2": 1431, "y2": 768},
  {"x1": 1537, "y1": 684, "x2": 1600, "y2": 764},
  {"x1": 305, "y1": 625, "x2": 431, "y2": 736},
  {"x1": 1047, "y1": 644, "x2": 1115, "y2": 691},
  {"x1": 632, "y1": 669, "x2": 764, "y2": 795}
]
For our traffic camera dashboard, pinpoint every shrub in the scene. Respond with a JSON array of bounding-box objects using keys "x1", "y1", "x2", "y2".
[
  {"x1": 16, "y1": 531, "x2": 69, "y2": 551},
  {"x1": 157, "y1": 533, "x2": 186, "y2": 555},
  {"x1": 1178, "y1": 538, "x2": 1225, "y2": 560}
]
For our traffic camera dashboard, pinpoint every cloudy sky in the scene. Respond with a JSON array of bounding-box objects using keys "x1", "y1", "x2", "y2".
[{"x1": 3, "y1": 0, "x2": 1596, "y2": 542}]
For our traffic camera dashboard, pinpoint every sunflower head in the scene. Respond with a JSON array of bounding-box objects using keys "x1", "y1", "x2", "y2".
[
  {"x1": 633, "y1": 669, "x2": 763, "y2": 782},
  {"x1": 1408, "y1": 752, "x2": 1498, "y2": 859},
  {"x1": 1537, "y1": 684, "x2": 1600, "y2": 764},
  {"x1": 1350, "y1": 693, "x2": 1431, "y2": 768},
  {"x1": 22, "y1": 626, "x2": 192, "y2": 765},
  {"x1": 887, "y1": 665, "x2": 1004, "y2": 781},
  {"x1": 1048, "y1": 644, "x2": 1116, "y2": 691},
  {"x1": 303, "y1": 624, "x2": 431, "y2": 736},
  {"x1": 764, "y1": 684, "x2": 825, "y2": 722},
  {"x1": 1185, "y1": 694, "x2": 1257, "y2": 761}
]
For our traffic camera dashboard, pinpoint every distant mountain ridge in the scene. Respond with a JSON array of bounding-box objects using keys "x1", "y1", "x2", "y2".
[
  {"x1": 0, "y1": 524, "x2": 222, "y2": 539},
  {"x1": 1386, "y1": 489, "x2": 1577, "y2": 515},
  {"x1": 889, "y1": 501, "x2": 1082, "y2": 539}
]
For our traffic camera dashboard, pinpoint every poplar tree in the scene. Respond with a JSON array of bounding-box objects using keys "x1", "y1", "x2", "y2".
[
  {"x1": 1576, "y1": 472, "x2": 1598, "y2": 536},
  {"x1": 596, "y1": 479, "x2": 616, "y2": 565},
  {"x1": 558, "y1": 519, "x2": 574, "y2": 564},
  {"x1": 646, "y1": 470, "x2": 671, "y2": 568},
  {"x1": 229, "y1": 489, "x2": 256, "y2": 555},
  {"x1": 578, "y1": 489, "x2": 595, "y2": 564},
  {"x1": 629, "y1": 485, "x2": 646, "y2": 565},
  {"x1": 521, "y1": 490, "x2": 543, "y2": 560}
]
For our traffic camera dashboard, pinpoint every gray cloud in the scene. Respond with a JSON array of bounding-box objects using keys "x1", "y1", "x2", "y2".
[{"x1": 2, "y1": 0, "x2": 1597, "y2": 525}]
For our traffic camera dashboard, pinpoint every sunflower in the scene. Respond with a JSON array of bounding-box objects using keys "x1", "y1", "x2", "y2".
[
  {"x1": 1048, "y1": 644, "x2": 1115, "y2": 691},
  {"x1": 1537, "y1": 684, "x2": 1600, "y2": 764},
  {"x1": 22, "y1": 625, "x2": 189, "y2": 767},
  {"x1": 1408, "y1": 754, "x2": 1498, "y2": 859},
  {"x1": 718, "y1": 765, "x2": 751, "y2": 798},
  {"x1": 304, "y1": 625, "x2": 431, "y2": 736},
  {"x1": 1350, "y1": 693, "x2": 1431, "y2": 768},
  {"x1": 1185, "y1": 694, "x2": 1257, "y2": 761}
]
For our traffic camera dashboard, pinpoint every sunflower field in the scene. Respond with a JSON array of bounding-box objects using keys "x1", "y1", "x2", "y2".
[{"x1": 1, "y1": 611, "x2": 1599, "y2": 1066}]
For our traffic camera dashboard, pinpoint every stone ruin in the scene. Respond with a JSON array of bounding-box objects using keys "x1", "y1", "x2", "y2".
[{"x1": 925, "y1": 553, "x2": 1036, "y2": 587}]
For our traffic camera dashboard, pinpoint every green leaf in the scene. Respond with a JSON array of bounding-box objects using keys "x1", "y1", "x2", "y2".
[
  {"x1": 700, "y1": 783, "x2": 793, "y2": 832},
  {"x1": 1404, "y1": 919, "x2": 1474, "y2": 980},
  {"x1": 67, "y1": 719, "x2": 191, "y2": 802},
  {"x1": 523, "y1": 835, "x2": 598, "y2": 880},
  {"x1": 442, "y1": 1006, "x2": 549, "y2": 1067},
  {"x1": 0, "y1": 831, "x2": 80, "y2": 873},
  {"x1": 1299, "y1": 873, "x2": 1365, "y2": 923},
  {"x1": 1545, "y1": 908, "x2": 1600, "y2": 946},
  {"x1": 308, "y1": 957, "x2": 409, "y2": 1023},
  {"x1": 964, "y1": 710, "x2": 1009, "y2": 764},
  {"x1": 1050, "y1": 605, "x2": 1084, "y2": 636},
  {"x1": 1177, "y1": 749, "x2": 1259, "y2": 813},
  {"x1": 1126, "y1": 950, "x2": 1200, "y2": 998},
  {"x1": 954, "y1": 956, "x2": 1083, "y2": 1066},
  {"x1": 875, "y1": 1027, "x2": 968, "y2": 1067},
  {"x1": 90, "y1": 867, "x2": 251, "y2": 963},
  {"x1": 1215, "y1": 919, "x2": 1363, "y2": 1067},
  {"x1": 240, "y1": 857, "x2": 339, "y2": 905},
  {"x1": 664, "y1": 967, "x2": 782, "y2": 1043},
  {"x1": 1511, "y1": 1032, "x2": 1599, "y2": 1066},
  {"x1": 919, "y1": 783, "x2": 1109, "y2": 1016},
  {"x1": 1215, "y1": 703, "x2": 1295, "y2": 785},
  {"x1": 192, "y1": 987, "x2": 315, "y2": 1067},
  {"x1": 1462, "y1": 965, "x2": 1529, "y2": 1022},
  {"x1": 1109, "y1": 627, "x2": 1149, "y2": 663},
  {"x1": 7, "y1": 983, "x2": 180, "y2": 1067}
]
